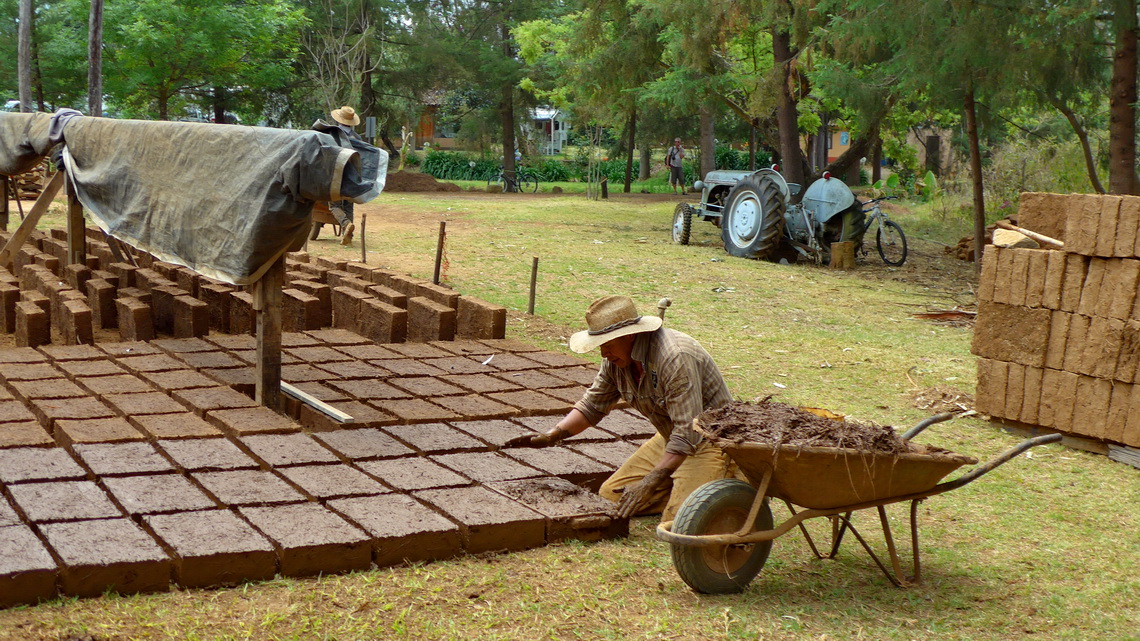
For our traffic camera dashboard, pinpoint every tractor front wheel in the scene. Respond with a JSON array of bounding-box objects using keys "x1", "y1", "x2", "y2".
[
  {"x1": 721, "y1": 174, "x2": 785, "y2": 259},
  {"x1": 672, "y1": 203, "x2": 694, "y2": 245}
]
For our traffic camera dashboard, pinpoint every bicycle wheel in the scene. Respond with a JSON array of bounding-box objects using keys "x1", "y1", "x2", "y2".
[
  {"x1": 876, "y1": 220, "x2": 908, "y2": 266},
  {"x1": 487, "y1": 174, "x2": 505, "y2": 191},
  {"x1": 519, "y1": 175, "x2": 538, "y2": 193}
]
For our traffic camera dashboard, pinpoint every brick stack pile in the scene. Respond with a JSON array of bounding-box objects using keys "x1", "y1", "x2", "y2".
[
  {"x1": 7, "y1": 162, "x2": 47, "y2": 200},
  {"x1": 972, "y1": 192, "x2": 1140, "y2": 448},
  {"x1": 0, "y1": 228, "x2": 507, "y2": 347}
]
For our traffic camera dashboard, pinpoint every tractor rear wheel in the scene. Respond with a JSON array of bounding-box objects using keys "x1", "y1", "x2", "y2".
[
  {"x1": 721, "y1": 174, "x2": 785, "y2": 259},
  {"x1": 672, "y1": 203, "x2": 694, "y2": 245}
]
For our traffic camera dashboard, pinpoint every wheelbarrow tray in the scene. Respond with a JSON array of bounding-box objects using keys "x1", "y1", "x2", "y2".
[{"x1": 717, "y1": 440, "x2": 977, "y2": 510}]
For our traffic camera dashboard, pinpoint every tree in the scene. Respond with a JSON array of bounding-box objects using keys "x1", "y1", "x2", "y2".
[
  {"x1": 88, "y1": 0, "x2": 102, "y2": 116},
  {"x1": 1108, "y1": 0, "x2": 1139, "y2": 194},
  {"x1": 17, "y1": 0, "x2": 31, "y2": 111}
]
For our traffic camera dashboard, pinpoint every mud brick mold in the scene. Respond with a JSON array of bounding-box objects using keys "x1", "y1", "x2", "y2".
[
  {"x1": 239, "y1": 503, "x2": 371, "y2": 577},
  {"x1": 240, "y1": 433, "x2": 339, "y2": 467},
  {"x1": 42, "y1": 518, "x2": 171, "y2": 597},
  {"x1": 103, "y1": 473, "x2": 216, "y2": 515},
  {"x1": 384, "y1": 422, "x2": 488, "y2": 454},
  {"x1": 502, "y1": 446, "x2": 613, "y2": 490},
  {"x1": 145, "y1": 509, "x2": 276, "y2": 588},
  {"x1": 416, "y1": 486, "x2": 545, "y2": 553},
  {"x1": 433, "y1": 451, "x2": 544, "y2": 484},
  {"x1": 115, "y1": 297, "x2": 155, "y2": 341},
  {"x1": 970, "y1": 302, "x2": 1050, "y2": 367},
  {"x1": 278, "y1": 463, "x2": 390, "y2": 500},
  {"x1": 313, "y1": 428, "x2": 415, "y2": 460},
  {"x1": 193, "y1": 469, "x2": 307, "y2": 506},
  {"x1": 329, "y1": 494, "x2": 462, "y2": 567},
  {"x1": 10, "y1": 480, "x2": 123, "y2": 522},
  {"x1": 487, "y1": 478, "x2": 626, "y2": 543},
  {"x1": 15, "y1": 300, "x2": 49, "y2": 347},
  {"x1": 159, "y1": 438, "x2": 259, "y2": 472},
  {"x1": 0, "y1": 524, "x2": 59, "y2": 607},
  {"x1": 72, "y1": 442, "x2": 175, "y2": 476},
  {"x1": 358, "y1": 457, "x2": 469, "y2": 491},
  {"x1": 0, "y1": 446, "x2": 86, "y2": 483}
]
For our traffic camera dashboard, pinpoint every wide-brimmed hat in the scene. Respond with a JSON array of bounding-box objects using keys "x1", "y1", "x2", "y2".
[
  {"x1": 331, "y1": 106, "x2": 360, "y2": 126},
  {"x1": 568, "y1": 295, "x2": 662, "y2": 354}
]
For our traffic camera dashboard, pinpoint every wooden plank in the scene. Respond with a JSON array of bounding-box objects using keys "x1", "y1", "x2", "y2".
[
  {"x1": 280, "y1": 382, "x2": 355, "y2": 424},
  {"x1": 1, "y1": 175, "x2": 9, "y2": 231},
  {"x1": 992, "y1": 417, "x2": 1109, "y2": 455},
  {"x1": 1107, "y1": 445, "x2": 1140, "y2": 470},
  {"x1": 254, "y1": 255, "x2": 285, "y2": 411},
  {"x1": 65, "y1": 174, "x2": 86, "y2": 266},
  {"x1": 0, "y1": 171, "x2": 65, "y2": 269}
]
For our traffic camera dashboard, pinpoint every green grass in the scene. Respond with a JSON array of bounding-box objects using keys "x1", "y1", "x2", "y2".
[
  {"x1": 2, "y1": 191, "x2": 1138, "y2": 640},
  {"x1": 450, "y1": 175, "x2": 681, "y2": 194}
]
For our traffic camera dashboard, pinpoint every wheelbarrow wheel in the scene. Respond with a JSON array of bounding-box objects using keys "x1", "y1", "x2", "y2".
[
  {"x1": 670, "y1": 479, "x2": 773, "y2": 594},
  {"x1": 309, "y1": 222, "x2": 323, "y2": 240}
]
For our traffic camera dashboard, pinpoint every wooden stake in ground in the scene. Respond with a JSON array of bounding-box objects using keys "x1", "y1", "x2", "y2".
[
  {"x1": 66, "y1": 174, "x2": 86, "y2": 266},
  {"x1": 359, "y1": 212, "x2": 367, "y2": 263},
  {"x1": 433, "y1": 221, "x2": 446, "y2": 284},
  {"x1": 528, "y1": 256, "x2": 538, "y2": 315},
  {"x1": 1, "y1": 175, "x2": 8, "y2": 231},
  {"x1": 829, "y1": 241, "x2": 856, "y2": 270},
  {"x1": 254, "y1": 256, "x2": 285, "y2": 411}
]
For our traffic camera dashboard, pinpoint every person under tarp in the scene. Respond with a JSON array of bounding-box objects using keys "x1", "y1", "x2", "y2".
[{"x1": 0, "y1": 109, "x2": 387, "y2": 285}]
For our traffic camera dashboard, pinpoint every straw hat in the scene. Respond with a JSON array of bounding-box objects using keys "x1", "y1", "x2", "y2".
[
  {"x1": 568, "y1": 295, "x2": 662, "y2": 354},
  {"x1": 331, "y1": 106, "x2": 360, "y2": 126}
]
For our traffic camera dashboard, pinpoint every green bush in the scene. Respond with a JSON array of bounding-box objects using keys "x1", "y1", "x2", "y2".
[
  {"x1": 421, "y1": 150, "x2": 499, "y2": 181},
  {"x1": 532, "y1": 158, "x2": 570, "y2": 182}
]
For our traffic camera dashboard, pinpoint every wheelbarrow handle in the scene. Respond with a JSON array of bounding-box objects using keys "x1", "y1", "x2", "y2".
[
  {"x1": 933, "y1": 433, "x2": 1062, "y2": 494},
  {"x1": 901, "y1": 412, "x2": 958, "y2": 441}
]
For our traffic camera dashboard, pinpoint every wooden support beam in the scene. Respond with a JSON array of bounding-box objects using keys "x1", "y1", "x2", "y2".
[
  {"x1": 0, "y1": 171, "x2": 65, "y2": 269},
  {"x1": 1, "y1": 175, "x2": 9, "y2": 231},
  {"x1": 281, "y1": 382, "x2": 355, "y2": 424},
  {"x1": 66, "y1": 173, "x2": 86, "y2": 266},
  {"x1": 254, "y1": 255, "x2": 285, "y2": 411}
]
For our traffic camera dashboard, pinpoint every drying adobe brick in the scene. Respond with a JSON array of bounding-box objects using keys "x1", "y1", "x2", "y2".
[
  {"x1": 55, "y1": 417, "x2": 145, "y2": 446},
  {"x1": 449, "y1": 419, "x2": 534, "y2": 449},
  {"x1": 328, "y1": 494, "x2": 463, "y2": 567},
  {"x1": 192, "y1": 469, "x2": 306, "y2": 506},
  {"x1": 971, "y1": 301, "x2": 1051, "y2": 368},
  {"x1": 440, "y1": 373, "x2": 521, "y2": 394},
  {"x1": 418, "y1": 485, "x2": 547, "y2": 553},
  {"x1": 422, "y1": 355, "x2": 488, "y2": 375},
  {"x1": 503, "y1": 446, "x2": 613, "y2": 490},
  {"x1": 238, "y1": 503, "x2": 372, "y2": 577},
  {"x1": 371, "y1": 397, "x2": 461, "y2": 423},
  {"x1": 278, "y1": 464, "x2": 390, "y2": 500},
  {"x1": 0, "y1": 447, "x2": 86, "y2": 483},
  {"x1": 313, "y1": 427, "x2": 414, "y2": 460},
  {"x1": 698, "y1": 399, "x2": 909, "y2": 455},
  {"x1": 485, "y1": 389, "x2": 571, "y2": 416},
  {"x1": 385, "y1": 422, "x2": 487, "y2": 454},
  {"x1": 0, "y1": 524, "x2": 58, "y2": 608},
  {"x1": 158, "y1": 438, "x2": 259, "y2": 472},
  {"x1": 489, "y1": 477, "x2": 627, "y2": 541},
  {"x1": 72, "y1": 442, "x2": 175, "y2": 476},
  {"x1": 430, "y1": 394, "x2": 518, "y2": 420},
  {"x1": 358, "y1": 456, "x2": 469, "y2": 491},
  {"x1": 432, "y1": 451, "x2": 544, "y2": 484},
  {"x1": 0, "y1": 421, "x2": 53, "y2": 448},
  {"x1": 1104, "y1": 383, "x2": 1132, "y2": 443},
  {"x1": 78, "y1": 373, "x2": 152, "y2": 395},
  {"x1": 9, "y1": 480, "x2": 123, "y2": 522},
  {"x1": 40, "y1": 518, "x2": 171, "y2": 597},
  {"x1": 103, "y1": 474, "x2": 217, "y2": 515},
  {"x1": 1017, "y1": 192, "x2": 1068, "y2": 243},
  {"x1": 145, "y1": 509, "x2": 276, "y2": 589},
  {"x1": 239, "y1": 433, "x2": 339, "y2": 467},
  {"x1": 568, "y1": 440, "x2": 640, "y2": 469}
]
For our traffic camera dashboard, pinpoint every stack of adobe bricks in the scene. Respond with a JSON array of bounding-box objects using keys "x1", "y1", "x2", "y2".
[
  {"x1": 972, "y1": 192, "x2": 1140, "y2": 448},
  {"x1": 0, "y1": 228, "x2": 507, "y2": 347}
]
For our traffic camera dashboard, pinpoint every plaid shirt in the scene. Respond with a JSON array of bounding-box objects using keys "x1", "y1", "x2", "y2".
[{"x1": 574, "y1": 327, "x2": 732, "y2": 456}]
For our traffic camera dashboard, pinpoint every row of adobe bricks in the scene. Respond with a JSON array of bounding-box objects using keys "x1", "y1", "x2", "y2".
[{"x1": 0, "y1": 227, "x2": 508, "y2": 347}]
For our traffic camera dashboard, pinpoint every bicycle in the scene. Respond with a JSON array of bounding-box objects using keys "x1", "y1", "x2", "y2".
[
  {"x1": 488, "y1": 167, "x2": 539, "y2": 193},
  {"x1": 860, "y1": 196, "x2": 908, "y2": 266}
]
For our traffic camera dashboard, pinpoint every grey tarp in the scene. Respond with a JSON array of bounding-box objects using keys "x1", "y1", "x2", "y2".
[{"x1": 0, "y1": 111, "x2": 387, "y2": 285}]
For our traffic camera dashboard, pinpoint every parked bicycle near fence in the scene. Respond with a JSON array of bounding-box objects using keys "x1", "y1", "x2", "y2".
[
  {"x1": 861, "y1": 196, "x2": 908, "y2": 266},
  {"x1": 488, "y1": 167, "x2": 539, "y2": 193}
]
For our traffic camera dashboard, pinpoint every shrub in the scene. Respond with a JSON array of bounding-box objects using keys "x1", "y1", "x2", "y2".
[{"x1": 421, "y1": 150, "x2": 499, "y2": 181}]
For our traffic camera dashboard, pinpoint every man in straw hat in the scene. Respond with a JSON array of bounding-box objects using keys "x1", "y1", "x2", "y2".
[
  {"x1": 507, "y1": 295, "x2": 736, "y2": 520},
  {"x1": 327, "y1": 105, "x2": 362, "y2": 245}
]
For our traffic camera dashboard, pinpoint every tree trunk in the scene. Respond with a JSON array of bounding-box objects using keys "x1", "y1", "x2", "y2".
[
  {"x1": 379, "y1": 126, "x2": 399, "y2": 158},
  {"x1": 360, "y1": 48, "x2": 375, "y2": 143},
  {"x1": 749, "y1": 123, "x2": 757, "y2": 170},
  {"x1": 1109, "y1": 0, "x2": 1139, "y2": 195},
  {"x1": 1049, "y1": 96, "x2": 1106, "y2": 194},
  {"x1": 638, "y1": 145, "x2": 651, "y2": 181},
  {"x1": 499, "y1": 24, "x2": 517, "y2": 192},
  {"x1": 18, "y1": 0, "x2": 33, "y2": 112},
  {"x1": 964, "y1": 88, "x2": 986, "y2": 269},
  {"x1": 699, "y1": 106, "x2": 715, "y2": 179},
  {"x1": 624, "y1": 109, "x2": 636, "y2": 193},
  {"x1": 30, "y1": 7, "x2": 45, "y2": 111},
  {"x1": 88, "y1": 0, "x2": 104, "y2": 117},
  {"x1": 872, "y1": 139, "x2": 882, "y2": 184},
  {"x1": 213, "y1": 87, "x2": 228, "y2": 124},
  {"x1": 158, "y1": 88, "x2": 169, "y2": 121},
  {"x1": 773, "y1": 28, "x2": 804, "y2": 189}
]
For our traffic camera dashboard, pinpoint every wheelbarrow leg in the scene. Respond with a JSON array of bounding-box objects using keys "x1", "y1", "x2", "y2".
[
  {"x1": 834, "y1": 500, "x2": 924, "y2": 588},
  {"x1": 783, "y1": 501, "x2": 849, "y2": 560}
]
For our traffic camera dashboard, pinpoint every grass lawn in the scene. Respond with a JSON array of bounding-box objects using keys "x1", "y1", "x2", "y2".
[{"x1": 2, "y1": 190, "x2": 1137, "y2": 640}]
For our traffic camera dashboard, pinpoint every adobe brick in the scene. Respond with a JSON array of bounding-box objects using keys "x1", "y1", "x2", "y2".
[
  {"x1": 9, "y1": 480, "x2": 123, "y2": 522},
  {"x1": 115, "y1": 297, "x2": 156, "y2": 341},
  {"x1": 1059, "y1": 254, "x2": 1089, "y2": 312},
  {"x1": 239, "y1": 503, "x2": 371, "y2": 577},
  {"x1": 387, "y1": 273, "x2": 431, "y2": 297},
  {"x1": 457, "y1": 296, "x2": 507, "y2": 340},
  {"x1": 366, "y1": 284, "x2": 407, "y2": 308},
  {"x1": 41, "y1": 518, "x2": 171, "y2": 597},
  {"x1": 209, "y1": 407, "x2": 301, "y2": 437},
  {"x1": 415, "y1": 282, "x2": 460, "y2": 309},
  {"x1": 976, "y1": 249, "x2": 998, "y2": 303},
  {"x1": 15, "y1": 300, "x2": 50, "y2": 347},
  {"x1": 408, "y1": 296, "x2": 456, "y2": 342},
  {"x1": 1017, "y1": 192, "x2": 1068, "y2": 244},
  {"x1": 1110, "y1": 259, "x2": 1140, "y2": 319},
  {"x1": 1117, "y1": 196, "x2": 1140, "y2": 257},
  {"x1": 64, "y1": 263, "x2": 92, "y2": 292},
  {"x1": 278, "y1": 463, "x2": 389, "y2": 500},
  {"x1": 1096, "y1": 194, "x2": 1122, "y2": 257},
  {"x1": 358, "y1": 298, "x2": 407, "y2": 344},
  {"x1": 332, "y1": 286, "x2": 369, "y2": 333},
  {"x1": 487, "y1": 477, "x2": 626, "y2": 543},
  {"x1": 330, "y1": 494, "x2": 463, "y2": 567},
  {"x1": 0, "y1": 524, "x2": 59, "y2": 608},
  {"x1": 149, "y1": 285, "x2": 184, "y2": 334},
  {"x1": 0, "y1": 282, "x2": 20, "y2": 332},
  {"x1": 313, "y1": 256, "x2": 347, "y2": 272},
  {"x1": 229, "y1": 291, "x2": 256, "y2": 336},
  {"x1": 106, "y1": 472, "x2": 219, "y2": 517},
  {"x1": 174, "y1": 268, "x2": 199, "y2": 298},
  {"x1": 116, "y1": 286, "x2": 151, "y2": 304},
  {"x1": 145, "y1": 510, "x2": 275, "y2": 588},
  {"x1": 60, "y1": 299, "x2": 94, "y2": 345},
  {"x1": 72, "y1": 441, "x2": 175, "y2": 476},
  {"x1": 313, "y1": 427, "x2": 414, "y2": 460},
  {"x1": 289, "y1": 280, "x2": 331, "y2": 326},
  {"x1": 198, "y1": 282, "x2": 234, "y2": 333},
  {"x1": 158, "y1": 437, "x2": 258, "y2": 471},
  {"x1": 1064, "y1": 194, "x2": 1101, "y2": 256},
  {"x1": 0, "y1": 421, "x2": 54, "y2": 448},
  {"x1": 193, "y1": 469, "x2": 306, "y2": 506},
  {"x1": 173, "y1": 295, "x2": 209, "y2": 338},
  {"x1": 282, "y1": 288, "x2": 323, "y2": 332},
  {"x1": 415, "y1": 486, "x2": 544, "y2": 553},
  {"x1": 85, "y1": 278, "x2": 117, "y2": 329}
]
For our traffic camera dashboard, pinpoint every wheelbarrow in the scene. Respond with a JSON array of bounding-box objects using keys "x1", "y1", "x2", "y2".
[{"x1": 655, "y1": 412, "x2": 1062, "y2": 593}]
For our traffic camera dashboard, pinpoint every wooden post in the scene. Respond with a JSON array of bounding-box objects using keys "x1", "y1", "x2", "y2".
[
  {"x1": 0, "y1": 172, "x2": 64, "y2": 269},
  {"x1": 829, "y1": 242, "x2": 856, "y2": 270},
  {"x1": 65, "y1": 174, "x2": 86, "y2": 266},
  {"x1": 600, "y1": 177, "x2": 608, "y2": 199},
  {"x1": 359, "y1": 212, "x2": 367, "y2": 264},
  {"x1": 254, "y1": 255, "x2": 285, "y2": 411},
  {"x1": 432, "y1": 221, "x2": 446, "y2": 284},
  {"x1": 1, "y1": 175, "x2": 9, "y2": 231},
  {"x1": 527, "y1": 256, "x2": 538, "y2": 315}
]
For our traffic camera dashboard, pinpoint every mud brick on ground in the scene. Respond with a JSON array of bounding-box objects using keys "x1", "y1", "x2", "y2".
[
  {"x1": 492, "y1": 369, "x2": 572, "y2": 390},
  {"x1": 329, "y1": 494, "x2": 463, "y2": 567},
  {"x1": 0, "y1": 447, "x2": 86, "y2": 483},
  {"x1": 239, "y1": 503, "x2": 371, "y2": 577},
  {"x1": 229, "y1": 291, "x2": 256, "y2": 335},
  {"x1": 41, "y1": 517, "x2": 171, "y2": 597},
  {"x1": 174, "y1": 386, "x2": 258, "y2": 416},
  {"x1": 238, "y1": 433, "x2": 339, "y2": 467},
  {"x1": 415, "y1": 486, "x2": 545, "y2": 553},
  {"x1": 971, "y1": 302, "x2": 1051, "y2": 367},
  {"x1": 486, "y1": 390, "x2": 573, "y2": 416},
  {"x1": 103, "y1": 474, "x2": 216, "y2": 515},
  {"x1": 55, "y1": 417, "x2": 143, "y2": 445},
  {"x1": 432, "y1": 451, "x2": 545, "y2": 484},
  {"x1": 175, "y1": 350, "x2": 244, "y2": 370},
  {"x1": 370, "y1": 397, "x2": 461, "y2": 423},
  {"x1": 384, "y1": 422, "x2": 488, "y2": 454},
  {"x1": 487, "y1": 478, "x2": 626, "y2": 543},
  {"x1": 209, "y1": 407, "x2": 301, "y2": 436},
  {"x1": 278, "y1": 463, "x2": 390, "y2": 500},
  {"x1": 298, "y1": 401, "x2": 396, "y2": 432},
  {"x1": 145, "y1": 509, "x2": 276, "y2": 588},
  {"x1": 114, "y1": 297, "x2": 155, "y2": 341},
  {"x1": 372, "y1": 359, "x2": 447, "y2": 377},
  {"x1": 358, "y1": 298, "x2": 408, "y2": 343},
  {"x1": 9, "y1": 480, "x2": 123, "y2": 522},
  {"x1": 440, "y1": 373, "x2": 523, "y2": 394},
  {"x1": 15, "y1": 301, "x2": 49, "y2": 347},
  {"x1": 10, "y1": 378, "x2": 88, "y2": 400},
  {"x1": 448, "y1": 419, "x2": 534, "y2": 449},
  {"x1": 0, "y1": 421, "x2": 53, "y2": 448},
  {"x1": 430, "y1": 394, "x2": 518, "y2": 420},
  {"x1": 512, "y1": 415, "x2": 617, "y2": 444},
  {"x1": 158, "y1": 438, "x2": 259, "y2": 471},
  {"x1": 313, "y1": 428, "x2": 415, "y2": 460},
  {"x1": 504, "y1": 446, "x2": 613, "y2": 489},
  {"x1": 0, "y1": 524, "x2": 58, "y2": 607},
  {"x1": 567, "y1": 441, "x2": 640, "y2": 469},
  {"x1": 193, "y1": 469, "x2": 307, "y2": 506},
  {"x1": 77, "y1": 373, "x2": 151, "y2": 396},
  {"x1": 71, "y1": 441, "x2": 175, "y2": 477},
  {"x1": 140, "y1": 369, "x2": 219, "y2": 391},
  {"x1": 315, "y1": 360, "x2": 390, "y2": 380},
  {"x1": 358, "y1": 457, "x2": 469, "y2": 491},
  {"x1": 1004, "y1": 363, "x2": 1025, "y2": 420},
  {"x1": 456, "y1": 296, "x2": 507, "y2": 339}
]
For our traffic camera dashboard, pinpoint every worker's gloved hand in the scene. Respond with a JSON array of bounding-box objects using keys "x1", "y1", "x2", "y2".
[
  {"x1": 504, "y1": 429, "x2": 563, "y2": 448},
  {"x1": 616, "y1": 467, "x2": 672, "y2": 519}
]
